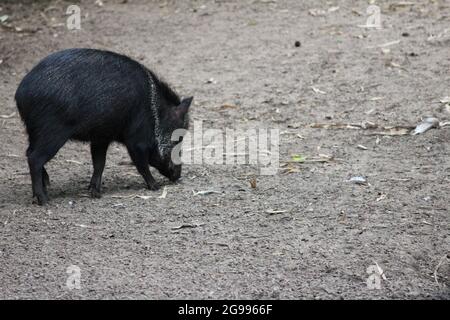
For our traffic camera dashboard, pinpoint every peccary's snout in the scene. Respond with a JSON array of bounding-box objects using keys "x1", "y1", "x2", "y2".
[
  {"x1": 149, "y1": 151, "x2": 181, "y2": 182},
  {"x1": 168, "y1": 162, "x2": 181, "y2": 182},
  {"x1": 154, "y1": 158, "x2": 181, "y2": 182}
]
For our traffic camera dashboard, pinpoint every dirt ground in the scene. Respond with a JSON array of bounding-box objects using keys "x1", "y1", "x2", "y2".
[{"x1": 0, "y1": 0, "x2": 449, "y2": 299}]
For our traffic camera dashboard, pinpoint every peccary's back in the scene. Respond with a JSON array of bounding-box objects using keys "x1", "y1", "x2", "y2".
[{"x1": 15, "y1": 48, "x2": 151, "y2": 141}]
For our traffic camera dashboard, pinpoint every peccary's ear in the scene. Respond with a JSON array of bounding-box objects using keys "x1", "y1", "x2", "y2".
[
  {"x1": 175, "y1": 96, "x2": 193, "y2": 119},
  {"x1": 180, "y1": 96, "x2": 193, "y2": 110}
]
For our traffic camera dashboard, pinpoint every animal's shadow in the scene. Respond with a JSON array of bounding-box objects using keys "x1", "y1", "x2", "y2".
[{"x1": 5, "y1": 167, "x2": 177, "y2": 206}]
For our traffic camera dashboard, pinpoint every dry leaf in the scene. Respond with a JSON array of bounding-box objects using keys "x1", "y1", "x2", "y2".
[
  {"x1": 328, "y1": 6, "x2": 340, "y2": 13},
  {"x1": 388, "y1": 61, "x2": 407, "y2": 70},
  {"x1": 291, "y1": 154, "x2": 306, "y2": 163},
  {"x1": 348, "y1": 176, "x2": 367, "y2": 185},
  {"x1": 281, "y1": 164, "x2": 301, "y2": 174},
  {"x1": 439, "y1": 97, "x2": 450, "y2": 104},
  {"x1": 410, "y1": 117, "x2": 439, "y2": 135},
  {"x1": 308, "y1": 8, "x2": 327, "y2": 16},
  {"x1": 311, "y1": 86, "x2": 327, "y2": 94}
]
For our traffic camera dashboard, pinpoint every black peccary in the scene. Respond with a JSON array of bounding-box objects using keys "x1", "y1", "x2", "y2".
[{"x1": 15, "y1": 48, "x2": 193, "y2": 205}]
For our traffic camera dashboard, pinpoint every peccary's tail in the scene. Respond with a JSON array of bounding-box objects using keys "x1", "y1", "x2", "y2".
[{"x1": 15, "y1": 79, "x2": 30, "y2": 123}]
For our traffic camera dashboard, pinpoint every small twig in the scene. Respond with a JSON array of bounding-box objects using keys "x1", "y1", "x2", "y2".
[
  {"x1": 266, "y1": 209, "x2": 288, "y2": 215},
  {"x1": 0, "y1": 112, "x2": 16, "y2": 119},
  {"x1": 192, "y1": 190, "x2": 221, "y2": 196},
  {"x1": 158, "y1": 186, "x2": 168, "y2": 199},
  {"x1": 65, "y1": 159, "x2": 83, "y2": 165},
  {"x1": 110, "y1": 193, "x2": 138, "y2": 199},
  {"x1": 374, "y1": 261, "x2": 387, "y2": 281},
  {"x1": 206, "y1": 242, "x2": 230, "y2": 248},
  {"x1": 171, "y1": 223, "x2": 205, "y2": 230},
  {"x1": 434, "y1": 254, "x2": 449, "y2": 288}
]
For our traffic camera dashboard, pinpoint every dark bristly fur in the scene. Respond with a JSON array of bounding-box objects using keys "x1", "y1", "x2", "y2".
[{"x1": 15, "y1": 48, "x2": 193, "y2": 205}]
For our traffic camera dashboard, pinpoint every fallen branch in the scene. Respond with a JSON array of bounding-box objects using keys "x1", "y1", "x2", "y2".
[{"x1": 310, "y1": 118, "x2": 447, "y2": 136}]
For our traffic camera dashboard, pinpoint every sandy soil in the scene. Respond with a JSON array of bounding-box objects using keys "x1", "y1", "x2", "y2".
[{"x1": 0, "y1": 0, "x2": 449, "y2": 299}]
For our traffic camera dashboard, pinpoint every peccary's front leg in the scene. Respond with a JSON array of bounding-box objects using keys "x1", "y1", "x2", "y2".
[
  {"x1": 89, "y1": 142, "x2": 109, "y2": 198},
  {"x1": 126, "y1": 142, "x2": 159, "y2": 191}
]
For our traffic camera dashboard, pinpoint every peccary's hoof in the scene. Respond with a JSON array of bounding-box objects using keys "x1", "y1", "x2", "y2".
[
  {"x1": 88, "y1": 186, "x2": 102, "y2": 198},
  {"x1": 33, "y1": 194, "x2": 49, "y2": 206},
  {"x1": 147, "y1": 183, "x2": 160, "y2": 191}
]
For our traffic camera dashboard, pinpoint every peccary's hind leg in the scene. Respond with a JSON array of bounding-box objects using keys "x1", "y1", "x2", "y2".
[
  {"x1": 88, "y1": 142, "x2": 109, "y2": 198},
  {"x1": 27, "y1": 135, "x2": 68, "y2": 205},
  {"x1": 126, "y1": 142, "x2": 159, "y2": 191},
  {"x1": 27, "y1": 148, "x2": 50, "y2": 190},
  {"x1": 43, "y1": 167, "x2": 50, "y2": 188}
]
